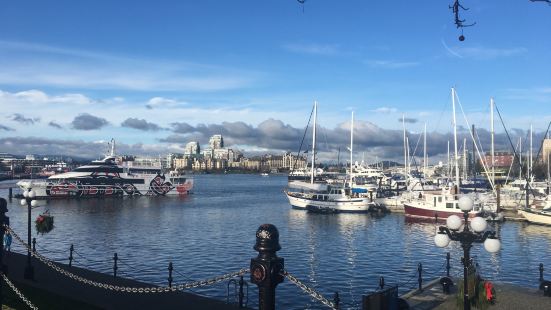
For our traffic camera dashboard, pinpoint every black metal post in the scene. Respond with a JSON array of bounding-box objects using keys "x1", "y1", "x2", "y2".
[
  {"x1": 250, "y1": 224, "x2": 284, "y2": 310},
  {"x1": 446, "y1": 252, "x2": 451, "y2": 277},
  {"x1": 540, "y1": 263, "x2": 544, "y2": 282},
  {"x1": 69, "y1": 244, "x2": 74, "y2": 267},
  {"x1": 461, "y1": 211, "x2": 471, "y2": 310},
  {"x1": 333, "y1": 291, "x2": 340, "y2": 309},
  {"x1": 113, "y1": 253, "x2": 118, "y2": 278},
  {"x1": 23, "y1": 195, "x2": 34, "y2": 280},
  {"x1": 238, "y1": 276, "x2": 245, "y2": 308},
  {"x1": 8, "y1": 188, "x2": 12, "y2": 200},
  {"x1": 0, "y1": 198, "x2": 8, "y2": 307},
  {"x1": 168, "y1": 262, "x2": 173, "y2": 288},
  {"x1": 418, "y1": 263, "x2": 423, "y2": 291},
  {"x1": 379, "y1": 276, "x2": 385, "y2": 290},
  {"x1": 32, "y1": 238, "x2": 36, "y2": 253}
]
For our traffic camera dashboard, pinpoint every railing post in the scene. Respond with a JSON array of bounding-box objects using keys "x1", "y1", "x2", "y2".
[
  {"x1": 540, "y1": 263, "x2": 544, "y2": 282},
  {"x1": 168, "y1": 262, "x2": 173, "y2": 288},
  {"x1": 238, "y1": 276, "x2": 245, "y2": 308},
  {"x1": 32, "y1": 238, "x2": 36, "y2": 253},
  {"x1": 446, "y1": 252, "x2": 451, "y2": 277},
  {"x1": 8, "y1": 188, "x2": 12, "y2": 200},
  {"x1": 0, "y1": 198, "x2": 9, "y2": 307},
  {"x1": 379, "y1": 276, "x2": 385, "y2": 290},
  {"x1": 250, "y1": 224, "x2": 284, "y2": 310},
  {"x1": 69, "y1": 244, "x2": 74, "y2": 267},
  {"x1": 113, "y1": 253, "x2": 118, "y2": 278},
  {"x1": 333, "y1": 291, "x2": 340, "y2": 309},
  {"x1": 418, "y1": 263, "x2": 423, "y2": 291}
]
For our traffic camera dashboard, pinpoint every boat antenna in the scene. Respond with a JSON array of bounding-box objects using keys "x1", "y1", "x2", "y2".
[{"x1": 449, "y1": 0, "x2": 476, "y2": 41}]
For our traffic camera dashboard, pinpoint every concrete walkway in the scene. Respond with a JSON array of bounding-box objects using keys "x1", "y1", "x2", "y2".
[
  {"x1": 402, "y1": 276, "x2": 551, "y2": 309},
  {"x1": 2, "y1": 251, "x2": 247, "y2": 310}
]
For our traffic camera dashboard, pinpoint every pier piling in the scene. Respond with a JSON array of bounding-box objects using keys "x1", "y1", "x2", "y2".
[
  {"x1": 168, "y1": 262, "x2": 173, "y2": 288},
  {"x1": 417, "y1": 263, "x2": 423, "y2": 291},
  {"x1": 113, "y1": 253, "x2": 118, "y2": 278},
  {"x1": 69, "y1": 244, "x2": 74, "y2": 267},
  {"x1": 446, "y1": 253, "x2": 451, "y2": 277},
  {"x1": 540, "y1": 263, "x2": 544, "y2": 282}
]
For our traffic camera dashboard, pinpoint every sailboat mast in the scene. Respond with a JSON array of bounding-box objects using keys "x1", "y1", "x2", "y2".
[
  {"x1": 463, "y1": 138, "x2": 467, "y2": 179},
  {"x1": 424, "y1": 122, "x2": 427, "y2": 175},
  {"x1": 350, "y1": 111, "x2": 354, "y2": 188},
  {"x1": 311, "y1": 101, "x2": 317, "y2": 184},
  {"x1": 519, "y1": 137, "x2": 522, "y2": 179},
  {"x1": 528, "y1": 124, "x2": 534, "y2": 180},
  {"x1": 452, "y1": 88, "x2": 460, "y2": 192},
  {"x1": 403, "y1": 115, "x2": 407, "y2": 175},
  {"x1": 447, "y1": 141, "x2": 450, "y2": 177},
  {"x1": 491, "y1": 98, "x2": 495, "y2": 187}
]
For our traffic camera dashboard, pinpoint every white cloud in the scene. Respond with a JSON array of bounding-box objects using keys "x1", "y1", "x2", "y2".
[
  {"x1": 372, "y1": 107, "x2": 398, "y2": 114},
  {"x1": 0, "y1": 40, "x2": 256, "y2": 92},
  {"x1": 365, "y1": 60, "x2": 419, "y2": 69},
  {"x1": 441, "y1": 40, "x2": 527, "y2": 60},
  {"x1": 283, "y1": 43, "x2": 340, "y2": 55}
]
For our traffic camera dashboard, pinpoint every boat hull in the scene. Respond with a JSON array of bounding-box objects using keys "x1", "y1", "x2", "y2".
[
  {"x1": 285, "y1": 192, "x2": 371, "y2": 213},
  {"x1": 518, "y1": 210, "x2": 551, "y2": 226},
  {"x1": 404, "y1": 203, "x2": 477, "y2": 220},
  {"x1": 17, "y1": 176, "x2": 193, "y2": 199}
]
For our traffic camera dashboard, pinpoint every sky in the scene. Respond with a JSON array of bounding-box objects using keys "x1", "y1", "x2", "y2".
[{"x1": 0, "y1": 0, "x2": 550, "y2": 161}]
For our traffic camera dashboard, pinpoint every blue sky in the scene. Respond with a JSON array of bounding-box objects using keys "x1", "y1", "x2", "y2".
[{"x1": 0, "y1": 0, "x2": 549, "y2": 159}]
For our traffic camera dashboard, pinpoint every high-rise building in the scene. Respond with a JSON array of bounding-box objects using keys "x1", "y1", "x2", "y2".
[
  {"x1": 184, "y1": 141, "x2": 200, "y2": 155},
  {"x1": 209, "y1": 135, "x2": 224, "y2": 149}
]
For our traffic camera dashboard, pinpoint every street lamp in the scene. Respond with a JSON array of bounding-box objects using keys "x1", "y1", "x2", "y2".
[
  {"x1": 20, "y1": 188, "x2": 36, "y2": 280},
  {"x1": 434, "y1": 196, "x2": 501, "y2": 310}
]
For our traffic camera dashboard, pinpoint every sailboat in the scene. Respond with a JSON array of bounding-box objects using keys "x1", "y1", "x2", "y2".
[{"x1": 285, "y1": 105, "x2": 372, "y2": 213}]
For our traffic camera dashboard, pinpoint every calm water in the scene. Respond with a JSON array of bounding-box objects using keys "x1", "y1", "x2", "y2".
[{"x1": 2, "y1": 175, "x2": 551, "y2": 309}]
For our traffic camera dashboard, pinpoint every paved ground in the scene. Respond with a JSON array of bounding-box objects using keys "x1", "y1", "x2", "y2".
[
  {"x1": 403, "y1": 276, "x2": 551, "y2": 309},
  {"x1": 2, "y1": 251, "x2": 247, "y2": 310}
]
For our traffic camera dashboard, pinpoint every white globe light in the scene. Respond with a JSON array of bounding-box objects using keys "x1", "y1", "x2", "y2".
[
  {"x1": 20, "y1": 199, "x2": 27, "y2": 206},
  {"x1": 458, "y1": 196, "x2": 474, "y2": 212},
  {"x1": 22, "y1": 190, "x2": 29, "y2": 198},
  {"x1": 446, "y1": 215, "x2": 462, "y2": 230},
  {"x1": 484, "y1": 238, "x2": 501, "y2": 253},
  {"x1": 28, "y1": 190, "x2": 36, "y2": 198},
  {"x1": 31, "y1": 200, "x2": 39, "y2": 207},
  {"x1": 434, "y1": 233, "x2": 451, "y2": 248},
  {"x1": 470, "y1": 216, "x2": 488, "y2": 233}
]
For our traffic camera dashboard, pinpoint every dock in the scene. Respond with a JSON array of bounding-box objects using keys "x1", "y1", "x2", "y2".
[
  {"x1": 402, "y1": 276, "x2": 551, "y2": 309},
  {"x1": 2, "y1": 251, "x2": 245, "y2": 310}
]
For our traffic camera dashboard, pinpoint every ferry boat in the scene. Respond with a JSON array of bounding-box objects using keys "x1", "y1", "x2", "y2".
[{"x1": 17, "y1": 142, "x2": 193, "y2": 198}]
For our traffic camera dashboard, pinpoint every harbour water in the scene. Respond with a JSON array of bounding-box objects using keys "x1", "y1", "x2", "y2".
[{"x1": 2, "y1": 175, "x2": 551, "y2": 309}]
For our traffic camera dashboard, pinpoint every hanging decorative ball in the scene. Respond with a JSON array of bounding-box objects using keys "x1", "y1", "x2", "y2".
[{"x1": 459, "y1": 35, "x2": 465, "y2": 41}]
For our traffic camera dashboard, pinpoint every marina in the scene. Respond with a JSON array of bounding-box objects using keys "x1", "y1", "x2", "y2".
[{"x1": 2, "y1": 174, "x2": 551, "y2": 309}]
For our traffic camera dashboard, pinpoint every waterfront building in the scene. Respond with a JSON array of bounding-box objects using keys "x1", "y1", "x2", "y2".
[
  {"x1": 209, "y1": 134, "x2": 224, "y2": 149},
  {"x1": 184, "y1": 142, "x2": 201, "y2": 156},
  {"x1": 484, "y1": 151, "x2": 514, "y2": 168}
]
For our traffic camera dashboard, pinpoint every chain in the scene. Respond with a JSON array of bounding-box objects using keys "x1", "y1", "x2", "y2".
[
  {"x1": 281, "y1": 270, "x2": 337, "y2": 310},
  {"x1": 5, "y1": 225, "x2": 249, "y2": 294},
  {"x1": 2, "y1": 273, "x2": 39, "y2": 310}
]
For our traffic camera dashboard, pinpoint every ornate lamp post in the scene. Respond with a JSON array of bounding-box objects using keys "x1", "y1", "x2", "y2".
[
  {"x1": 434, "y1": 196, "x2": 501, "y2": 310},
  {"x1": 20, "y1": 188, "x2": 37, "y2": 280}
]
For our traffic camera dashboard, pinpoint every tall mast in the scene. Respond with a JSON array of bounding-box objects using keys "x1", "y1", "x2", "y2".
[
  {"x1": 463, "y1": 138, "x2": 467, "y2": 179},
  {"x1": 447, "y1": 140, "x2": 450, "y2": 177},
  {"x1": 490, "y1": 98, "x2": 495, "y2": 187},
  {"x1": 403, "y1": 115, "x2": 407, "y2": 175},
  {"x1": 519, "y1": 137, "x2": 522, "y2": 179},
  {"x1": 452, "y1": 88, "x2": 460, "y2": 192},
  {"x1": 530, "y1": 124, "x2": 533, "y2": 181},
  {"x1": 350, "y1": 111, "x2": 354, "y2": 188},
  {"x1": 406, "y1": 136, "x2": 410, "y2": 177},
  {"x1": 310, "y1": 101, "x2": 317, "y2": 184},
  {"x1": 424, "y1": 122, "x2": 427, "y2": 176}
]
